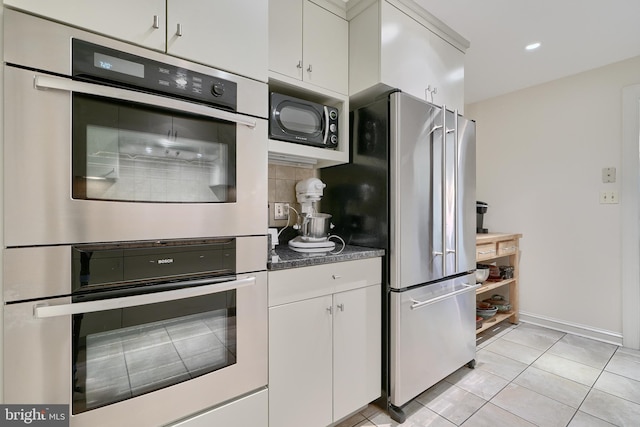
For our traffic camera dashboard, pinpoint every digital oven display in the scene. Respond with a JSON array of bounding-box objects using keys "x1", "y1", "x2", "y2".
[{"x1": 94, "y1": 52, "x2": 144, "y2": 78}]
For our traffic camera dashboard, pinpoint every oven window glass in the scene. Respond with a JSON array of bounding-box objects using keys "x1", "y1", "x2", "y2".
[
  {"x1": 72, "y1": 290, "x2": 236, "y2": 414},
  {"x1": 72, "y1": 94, "x2": 236, "y2": 203}
]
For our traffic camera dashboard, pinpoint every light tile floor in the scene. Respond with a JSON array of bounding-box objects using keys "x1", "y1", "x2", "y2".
[{"x1": 336, "y1": 322, "x2": 640, "y2": 427}]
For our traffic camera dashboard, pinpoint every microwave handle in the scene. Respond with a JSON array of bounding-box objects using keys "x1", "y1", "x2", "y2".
[
  {"x1": 33, "y1": 276, "x2": 256, "y2": 319},
  {"x1": 322, "y1": 106, "x2": 329, "y2": 144},
  {"x1": 33, "y1": 74, "x2": 257, "y2": 129}
]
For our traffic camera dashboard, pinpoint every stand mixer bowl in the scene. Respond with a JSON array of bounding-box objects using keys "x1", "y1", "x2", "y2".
[{"x1": 300, "y1": 213, "x2": 333, "y2": 241}]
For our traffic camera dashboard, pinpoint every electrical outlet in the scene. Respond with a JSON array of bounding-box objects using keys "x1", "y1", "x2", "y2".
[
  {"x1": 600, "y1": 191, "x2": 620, "y2": 204},
  {"x1": 274, "y1": 202, "x2": 289, "y2": 220}
]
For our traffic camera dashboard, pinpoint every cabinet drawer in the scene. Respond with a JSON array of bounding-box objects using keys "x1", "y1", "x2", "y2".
[
  {"x1": 497, "y1": 240, "x2": 517, "y2": 256},
  {"x1": 268, "y1": 258, "x2": 381, "y2": 307},
  {"x1": 476, "y1": 243, "x2": 497, "y2": 261}
]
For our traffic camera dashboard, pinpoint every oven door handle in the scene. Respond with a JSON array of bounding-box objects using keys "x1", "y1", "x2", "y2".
[
  {"x1": 33, "y1": 276, "x2": 256, "y2": 319},
  {"x1": 33, "y1": 74, "x2": 257, "y2": 128}
]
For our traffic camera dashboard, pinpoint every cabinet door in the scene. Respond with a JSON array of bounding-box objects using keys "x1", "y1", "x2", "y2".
[
  {"x1": 269, "y1": 0, "x2": 304, "y2": 80},
  {"x1": 269, "y1": 296, "x2": 333, "y2": 427},
  {"x1": 333, "y1": 285, "x2": 381, "y2": 421},
  {"x1": 167, "y1": 0, "x2": 268, "y2": 82},
  {"x1": 169, "y1": 389, "x2": 267, "y2": 427},
  {"x1": 302, "y1": 1, "x2": 348, "y2": 94},
  {"x1": 380, "y1": 2, "x2": 433, "y2": 102},
  {"x1": 4, "y1": 0, "x2": 166, "y2": 51},
  {"x1": 380, "y1": 2, "x2": 464, "y2": 111},
  {"x1": 429, "y1": 33, "x2": 465, "y2": 112}
]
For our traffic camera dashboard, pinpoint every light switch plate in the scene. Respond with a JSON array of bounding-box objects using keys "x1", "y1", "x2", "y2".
[{"x1": 602, "y1": 167, "x2": 616, "y2": 183}]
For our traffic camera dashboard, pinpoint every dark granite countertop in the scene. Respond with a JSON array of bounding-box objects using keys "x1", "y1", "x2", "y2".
[{"x1": 268, "y1": 244, "x2": 385, "y2": 271}]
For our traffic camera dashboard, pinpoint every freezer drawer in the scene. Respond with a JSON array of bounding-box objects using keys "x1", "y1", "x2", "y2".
[{"x1": 390, "y1": 273, "x2": 477, "y2": 407}]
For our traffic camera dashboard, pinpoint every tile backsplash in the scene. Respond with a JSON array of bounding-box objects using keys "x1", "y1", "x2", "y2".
[{"x1": 268, "y1": 164, "x2": 317, "y2": 228}]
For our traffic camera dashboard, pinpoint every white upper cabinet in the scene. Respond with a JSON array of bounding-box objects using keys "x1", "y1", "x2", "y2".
[
  {"x1": 349, "y1": 0, "x2": 467, "y2": 112},
  {"x1": 269, "y1": 0, "x2": 348, "y2": 95},
  {"x1": 4, "y1": 0, "x2": 268, "y2": 82},
  {"x1": 167, "y1": 0, "x2": 268, "y2": 82},
  {"x1": 3, "y1": 0, "x2": 167, "y2": 50},
  {"x1": 269, "y1": 0, "x2": 304, "y2": 81}
]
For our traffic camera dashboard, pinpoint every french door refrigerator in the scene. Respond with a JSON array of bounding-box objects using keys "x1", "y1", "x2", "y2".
[{"x1": 321, "y1": 90, "x2": 477, "y2": 423}]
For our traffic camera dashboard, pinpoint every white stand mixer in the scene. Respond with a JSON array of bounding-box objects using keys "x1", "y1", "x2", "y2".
[{"x1": 288, "y1": 178, "x2": 343, "y2": 253}]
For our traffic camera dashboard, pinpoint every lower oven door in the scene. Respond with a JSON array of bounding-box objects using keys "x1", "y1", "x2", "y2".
[
  {"x1": 3, "y1": 272, "x2": 267, "y2": 427},
  {"x1": 390, "y1": 273, "x2": 478, "y2": 408}
]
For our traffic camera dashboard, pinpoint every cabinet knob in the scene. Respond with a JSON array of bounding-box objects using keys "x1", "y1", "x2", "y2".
[
  {"x1": 337, "y1": 303, "x2": 344, "y2": 312},
  {"x1": 176, "y1": 23, "x2": 183, "y2": 37},
  {"x1": 296, "y1": 60, "x2": 303, "y2": 69},
  {"x1": 326, "y1": 306, "x2": 333, "y2": 315},
  {"x1": 152, "y1": 15, "x2": 160, "y2": 29},
  {"x1": 307, "y1": 64, "x2": 313, "y2": 73}
]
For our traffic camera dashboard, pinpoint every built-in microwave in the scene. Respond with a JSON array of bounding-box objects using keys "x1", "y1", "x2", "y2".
[{"x1": 269, "y1": 92, "x2": 339, "y2": 149}]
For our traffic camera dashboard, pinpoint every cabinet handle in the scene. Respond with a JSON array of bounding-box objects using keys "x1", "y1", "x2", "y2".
[
  {"x1": 478, "y1": 250, "x2": 496, "y2": 255},
  {"x1": 446, "y1": 249, "x2": 456, "y2": 254},
  {"x1": 332, "y1": 274, "x2": 341, "y2": 280},
  {"x1": 176, "y1": 23, "x2": 183, "y2": 37},
  {"x1": 433, "y1": 251, "x2": 443, "y2": 257},
  {"x1": 501, "y1": 246, "x2": 517, "y2": 251},
  {"x1": 337, "y1": 304, "x2": 344, "y2": 312},
  {"x1": 327, "y1": 306, "x2": 333, "y2": 315},
  {"x1": 296, "y1": 60, "x2": 303, "y2": 69},
  {"x1": 152, "y1": 15, "x2": 160, "y2": 29},
  {"x1": 307, "y1": 64, "x2": 313, "y2": 73}
]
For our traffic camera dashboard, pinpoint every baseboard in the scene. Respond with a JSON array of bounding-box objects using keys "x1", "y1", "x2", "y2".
[{"x1": 519, "y1": 311, "x2": 623, "y2": 347}]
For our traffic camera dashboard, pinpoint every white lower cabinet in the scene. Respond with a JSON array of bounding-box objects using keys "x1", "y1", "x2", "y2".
[
  {"x1": 268, "y1": 258, "x2": 382, "y2": 427},
  {"x1": 168, "y1": 388, "x2": 267, "y2": 427},
  {"x1": 269, "y1": 295, "x2": 334, "y2": 427}
]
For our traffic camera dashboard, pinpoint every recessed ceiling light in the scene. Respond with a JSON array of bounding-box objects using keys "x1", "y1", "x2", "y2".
[{"x1": 525, "y1": 42, "x2": 541, "y2": 51}]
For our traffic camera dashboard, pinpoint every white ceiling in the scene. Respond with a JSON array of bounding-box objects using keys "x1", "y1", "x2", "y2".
[{"x1": 413, "y1": 0, "x2": 640, "y2": 104}]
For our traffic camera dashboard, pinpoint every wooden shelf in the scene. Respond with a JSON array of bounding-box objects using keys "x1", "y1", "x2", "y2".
[
  {"x1": 475, "y1": 232, "x2": 522, "y2": 336},
  {"x1": 476, "y1": 311, "x2": 516, "y2": 334},
  {"x1": 476, "y1": 278, "x2": 516, "y2": 295}
]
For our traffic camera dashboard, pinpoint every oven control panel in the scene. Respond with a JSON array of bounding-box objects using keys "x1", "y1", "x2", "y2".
[
  {"x1": 72, "y1": 39, "x2": 238, "y2": 111},
  {"x1": 71, "y1": 238, "x2": 237, "y2": 293}
]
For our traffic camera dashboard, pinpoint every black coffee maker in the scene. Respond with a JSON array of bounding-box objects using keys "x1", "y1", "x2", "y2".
[{"x1": 476, "y1": 201, "x2": 489, "y2": 234}]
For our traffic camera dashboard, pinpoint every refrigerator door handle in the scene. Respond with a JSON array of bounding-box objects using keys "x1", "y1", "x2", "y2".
[
  {"x1": 429, "y1": 124, "x2": 443, "y2": 135},
  {"x1": 409, "y1": 283, "x2": 480, "y2": 310},
  {"x1": 451, "y1": 110, "x2": 460, "y2": 268},
  {"x1": 440, "y1": 105, "x2": 447, "y2": 275}
]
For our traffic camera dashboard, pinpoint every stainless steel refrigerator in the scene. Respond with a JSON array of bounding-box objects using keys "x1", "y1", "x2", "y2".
[{"x1": 321, "y1": 90, "x2": 477, "y2": 423}]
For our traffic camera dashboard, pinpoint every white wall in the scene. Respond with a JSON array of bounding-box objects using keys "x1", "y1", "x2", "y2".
[{"x1": 466, "y1": 55, "x2": 640, "y2": 342}]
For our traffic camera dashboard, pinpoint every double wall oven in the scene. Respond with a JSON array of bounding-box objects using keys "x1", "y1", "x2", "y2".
[{"x1": 3, "y1": 9, "x2": 268, "y2": 427}]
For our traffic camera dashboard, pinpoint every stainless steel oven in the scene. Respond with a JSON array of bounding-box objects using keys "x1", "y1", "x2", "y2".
[
  {"x1": 3, "y1": 9, "x2": 267, "y2": 247},
  {"x1": 3, "y1": 8, "x2": 270, "y2": 427},
  {"x1": 3, "y1": 236, "x2": 267, "y2": 427}
]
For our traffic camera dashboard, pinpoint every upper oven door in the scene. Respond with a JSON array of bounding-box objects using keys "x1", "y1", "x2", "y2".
[{"x1": 4, "y1": 66, "x2": 267, "y2": 247}]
